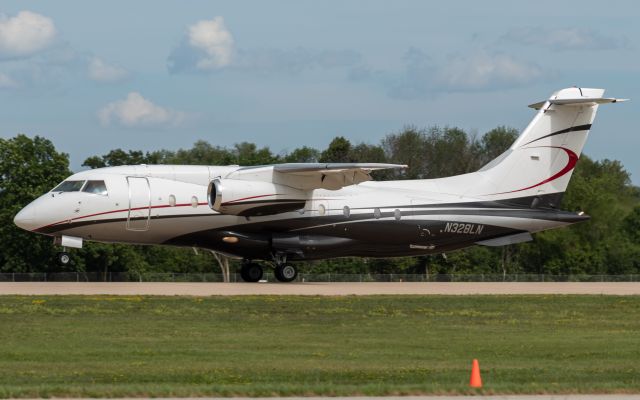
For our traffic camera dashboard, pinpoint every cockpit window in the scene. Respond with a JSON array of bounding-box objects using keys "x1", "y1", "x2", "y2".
[
  {"x1": 82, "y1": 180, "x2": 108, "y2": 196},
  {"x1": 52, "y1": 180, "x2": 85, "y2": 192}
]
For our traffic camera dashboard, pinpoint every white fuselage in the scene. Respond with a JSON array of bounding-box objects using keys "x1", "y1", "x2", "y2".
[{"x1": 14, "y1": 164, "x2": 580, "y2": 261}]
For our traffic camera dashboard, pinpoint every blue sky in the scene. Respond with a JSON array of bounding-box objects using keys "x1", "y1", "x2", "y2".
[{"x1": 0, "y1": 1, "x2": 638, "y2": 182}]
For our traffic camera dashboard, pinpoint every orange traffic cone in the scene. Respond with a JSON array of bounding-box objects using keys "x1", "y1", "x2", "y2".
[{"x1": 469, "y1": 359, "x2": 482, "y2": 388}]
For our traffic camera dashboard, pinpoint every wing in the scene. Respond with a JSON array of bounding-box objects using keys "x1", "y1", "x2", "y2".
[{"x1": 226, "y1": 163, "x2": 407, "y2": 190}]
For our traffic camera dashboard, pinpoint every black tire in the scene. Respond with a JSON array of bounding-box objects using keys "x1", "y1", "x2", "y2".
[
  {"x1": 240, "y1": 262, "x2": 263, "y2": 282},
  {"x1": 57, "y1": 252, "x2": 71, "y2": 266},
  {"x1": 275, "y1": 264, "x2": 298, "y2": 283}
]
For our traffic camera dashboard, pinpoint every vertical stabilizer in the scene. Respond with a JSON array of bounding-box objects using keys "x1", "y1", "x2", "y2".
[{"x1": 471, "y1": 87, "x2": 626, "y2": 201}]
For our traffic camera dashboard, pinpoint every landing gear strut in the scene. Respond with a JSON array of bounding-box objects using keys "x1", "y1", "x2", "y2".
[{"x1": 240, "y1": 261, "x2": 263, "y2": 282}]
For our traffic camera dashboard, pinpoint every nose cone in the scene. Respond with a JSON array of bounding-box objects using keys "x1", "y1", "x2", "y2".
[{"x1": 14, "y1": 204, "x2": 39, "y2": 231}]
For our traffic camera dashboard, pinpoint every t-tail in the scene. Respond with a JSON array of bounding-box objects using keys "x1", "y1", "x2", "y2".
[{"x1": 464, "y1": 87, "x2": 627, "y2": 205}]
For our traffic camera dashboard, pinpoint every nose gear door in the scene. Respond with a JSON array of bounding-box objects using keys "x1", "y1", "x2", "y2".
[{"x1": 126, "y1": 177, "x2": 151, "y2": 231}]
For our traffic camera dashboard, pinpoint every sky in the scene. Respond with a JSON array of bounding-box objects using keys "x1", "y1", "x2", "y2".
[{"x1": 0, "y1": 1, "x2": 638, "y2": 182}]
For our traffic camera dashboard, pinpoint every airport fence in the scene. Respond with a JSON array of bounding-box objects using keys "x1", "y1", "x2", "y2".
[{"x1": 1, "y1": 272, "x2": 640, "y2": 283}]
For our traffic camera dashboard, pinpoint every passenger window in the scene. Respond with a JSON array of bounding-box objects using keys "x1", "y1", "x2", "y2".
[
  {"x1": 52, "y1": 180, "x2": 85, "y2": 192},
  {"x1": 82, "y1": 180, "x2": 108, "y2": 196}
]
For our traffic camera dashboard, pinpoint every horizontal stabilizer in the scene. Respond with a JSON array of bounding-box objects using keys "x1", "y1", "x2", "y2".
[
  {"x1": 476, "y1": 232, "x2": 533, "y2": 247},
  {"x1": 529, "y1": 97, "x2": 629, "y2": 110}
]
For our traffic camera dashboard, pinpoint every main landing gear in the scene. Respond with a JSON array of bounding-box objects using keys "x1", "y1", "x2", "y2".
[
  {"x1": 239, "y1": 255, "x2": 298, "y2": 283},
  {"x1": 274, "y1": 264, "x2": 298, "y2": 283},
  {"x1": 240, "y1": 262, "x2": 264, "y2": 282},
  {"x1": 272, "y1": 253, "x2": 297, "y2": 283}
]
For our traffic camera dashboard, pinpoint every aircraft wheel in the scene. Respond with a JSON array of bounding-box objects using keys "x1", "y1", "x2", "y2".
[
  {"x1": 240, "y1": 262, "x2": 263, "y2": 282},
  {"x1": 275, "y1": 264, "x2": 298, "y2": 283},
  {"x1": 57, "y1": 252, "x2": 71, "y2": 266}
]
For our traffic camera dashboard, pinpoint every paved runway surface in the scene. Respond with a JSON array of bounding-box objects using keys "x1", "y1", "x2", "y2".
[
  {"x1": 39, "y1": 396, "x2": 640, "y2": 400},
  {"x1": 1, "y1": 282, "x2": 640, "y2": 295}
]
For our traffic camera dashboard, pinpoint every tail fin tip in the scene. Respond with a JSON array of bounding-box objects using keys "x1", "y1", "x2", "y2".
[{"x1": 528, "y1": 87, "x2": 628, "y2": 110}]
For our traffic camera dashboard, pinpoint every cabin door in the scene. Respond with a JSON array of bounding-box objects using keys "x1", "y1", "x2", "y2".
[{"x1": 126, "y1": 177, "x2": 151, "y2": 231}]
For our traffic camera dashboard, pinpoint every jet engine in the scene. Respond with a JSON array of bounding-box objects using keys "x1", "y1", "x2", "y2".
[{"x1": 208, "y1": 178, "x2": 307, "y2": 216}]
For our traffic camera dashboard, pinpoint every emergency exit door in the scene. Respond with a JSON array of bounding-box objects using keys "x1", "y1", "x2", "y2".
[{"x1": 126, "y1": 177, "x2": 151, "y2": 231}]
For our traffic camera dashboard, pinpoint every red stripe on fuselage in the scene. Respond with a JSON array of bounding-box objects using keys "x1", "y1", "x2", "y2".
[{"x1": 35, "y1": 202, "x2": 209, "y2": 232}]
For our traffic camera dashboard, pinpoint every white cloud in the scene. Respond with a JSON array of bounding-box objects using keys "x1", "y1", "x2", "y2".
[
  {"x1": 88, "y1": 56, "x2": 129, "y2": 83},
  {"x1": 167, "y1": 16, "x2": 234, "y2": 73},
  {"x1": 0, "y1": 11, "x2": 57, "y2": 59},
  {"x1": 98, "y1": 92, "x2": 186, "y2": 127},
  {"x1": 0, "y1": 72, "x2": 17, "y2": 88},
  {"x1": 437, "y1": 52, "x2": 543, "y2": 91},
  {"x1": 502, "y1": 27, "x2": 622, "y2": 51},
  {"x1": 356, "y1": 48, "x2": 545, "y2": 99},
  {"x1": 168, "y1": 16, "x2": 361, "y2": 75},
  {"x1": 189, "y1": 17, "x2": 234, "y2": 69}
]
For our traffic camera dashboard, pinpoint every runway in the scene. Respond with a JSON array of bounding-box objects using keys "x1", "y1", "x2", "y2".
[
  {"x1": 1, "y1": 282, "x2": 640, "y2": 296},
  {"x1": 33, "y1": 396, "x2": 640, "y2": 400}
]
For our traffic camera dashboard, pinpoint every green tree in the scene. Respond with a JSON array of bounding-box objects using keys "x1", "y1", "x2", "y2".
[
  {"x1": 623, "y1": 206, "x2": 640, "y2": 243},
  {"x1": 349, "y1": 143, "x2": 387, "y2": 163},
  {"x1": 516, "y1": 156, "x2": 640, "y2": 275},
  {"x1": 0, "y1": 135, "x2": 71, "y2": 272},
  {"x1": 477, "y1": 126, "x2": 519, "y2": 166},
  {"x1": 319, "y1": 137, "x2": 353, "y2": 163},
  {"x1": 426, "y1": 126, "x2": 477, "y2": 177},
  {"x1": 82, "y1": 149, "x2": 164, "y2": 168},
  {"x1": 171, "y1": 141, "x2": 234, "y2": 165},
  {"x1": 382, "y1": 126, "x2": 427, "y2": 179},
  {"x1": 234, "y1": 142, "x2": 280, "y2": 165},
  {"x1": 284, "y1": 146, "x2": 320, "y2": 163}
]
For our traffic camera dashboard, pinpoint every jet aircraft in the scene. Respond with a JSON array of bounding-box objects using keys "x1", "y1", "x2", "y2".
[{"x1": 14, "y1": 87, "x2": 626, "y2": 282}]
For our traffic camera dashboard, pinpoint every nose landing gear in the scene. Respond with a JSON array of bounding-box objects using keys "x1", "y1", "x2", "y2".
[
  {"x1": 53, "y1": 236, "x2": 83, "y2": 267},
  {"x1": 57, "y1": 251, "x2": 71, "y2": 266}
]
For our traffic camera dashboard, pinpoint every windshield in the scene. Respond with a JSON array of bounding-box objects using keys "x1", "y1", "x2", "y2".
[
  {"x1": 82, "y1": 180, "x2": 108, "y2": 196},
  {"x1": 52, "y1": 180, "x2": 85, "y2": 192}
]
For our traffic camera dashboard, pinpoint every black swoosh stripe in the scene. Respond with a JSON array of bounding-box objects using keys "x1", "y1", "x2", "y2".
[
  {"x1": 523, "y1": 124, "x2": 592, "y2": 146},
  {"x1": 352, "y1": 193, "x2": 565, "y2": 211},
  {"x1": 221, "y1": 199, "x2": 305, "y2": 206}
]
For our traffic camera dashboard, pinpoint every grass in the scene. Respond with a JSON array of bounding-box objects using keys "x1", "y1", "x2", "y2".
[{"x1": 0, "y1": 295, "x2": 639, "y2": 397}]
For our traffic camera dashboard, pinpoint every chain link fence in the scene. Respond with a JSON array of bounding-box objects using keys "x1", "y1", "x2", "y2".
[{"x1": 1, "y1": 272, "x2": 639, "y2": 282}]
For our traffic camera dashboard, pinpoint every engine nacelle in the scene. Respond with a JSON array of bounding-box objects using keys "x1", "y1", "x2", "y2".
[{"x1": 208, "y1": 178, "x2": 307, "y2": 216}]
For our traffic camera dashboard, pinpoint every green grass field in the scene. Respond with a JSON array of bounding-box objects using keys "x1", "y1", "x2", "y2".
[{"x1": 0, "y1": 295, "x2": 639, "y2": 397}]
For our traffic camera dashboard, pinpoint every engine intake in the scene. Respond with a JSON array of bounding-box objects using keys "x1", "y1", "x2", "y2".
[{"x1": 208, "y1": 178, "x2": 307, "y2": 216}]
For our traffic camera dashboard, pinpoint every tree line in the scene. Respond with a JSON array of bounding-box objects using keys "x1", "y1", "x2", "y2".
[{"x1": 1, "y1": 125, "x2": 639, "y2": 276}]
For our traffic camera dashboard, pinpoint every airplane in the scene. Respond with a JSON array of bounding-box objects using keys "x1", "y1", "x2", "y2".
[{"x1": 14, "y1": 87, "x2": 626, "y2": 282}]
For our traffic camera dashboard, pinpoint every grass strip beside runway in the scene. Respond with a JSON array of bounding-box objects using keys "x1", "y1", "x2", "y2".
[{"x1": 0, "y1": 295, "x2": 639, "y2": 397}]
